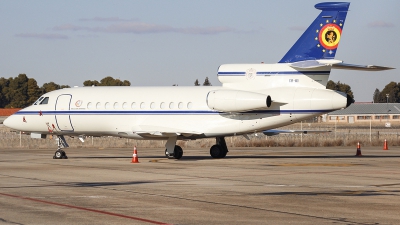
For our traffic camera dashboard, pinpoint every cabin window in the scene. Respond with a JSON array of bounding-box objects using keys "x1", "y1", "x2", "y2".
[
  {"x1": 160, "y1": 102, "x2": 166, "y2": 109},
  {"x1": 187, "y1": 102, "x2": 193, "y2": 109},
  {"x1": 87, "y1": 102, "x2": 93, "y2": 109},
  {"x1": 150, "y1": 102, "x2": 155, "y2": 109},
  {"x1": 114, "y1": 102, "x2": 119, "y2": 109},
  {"x1": 105, "y1": 102, "x2": 110, "y2": 109},
  {"x1": 122, "y1": 102, "x2": 128, "y2": 109},
  {"x1": 140, "y1": 102, "x2": 146, "y2": 109},
  {"x1": 40, "y1": 97, "x2": 49, "y2": 105},
  {"x1": 169, "y1": 102, "x2": 175, "y2": 109},
  {"x1": 178, "y1": 102, "x2": 183, "y2": 109},
  {"x1": 96, "y1": 102, "x2": 101, "y2": 109},
  {"x1": 131, "y1": 102, "x2": 136, "y2": 109}
]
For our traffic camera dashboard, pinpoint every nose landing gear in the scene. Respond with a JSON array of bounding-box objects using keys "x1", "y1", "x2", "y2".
[{"x1": 53, "y1": 135, "x2": 69, "y2": 159}]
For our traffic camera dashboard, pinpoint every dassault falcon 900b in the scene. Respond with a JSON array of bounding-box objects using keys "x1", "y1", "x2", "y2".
[{"x1": 4, "y1": 2, "x2": 393, "y2": 159}]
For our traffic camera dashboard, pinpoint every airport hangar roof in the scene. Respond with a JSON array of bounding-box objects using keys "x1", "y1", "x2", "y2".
[{"x1": 329, "y1": 103, "x2": 400, "y2": 115}]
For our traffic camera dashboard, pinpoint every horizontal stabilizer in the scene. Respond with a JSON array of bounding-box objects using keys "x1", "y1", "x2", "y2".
[
  {"x1": 263, "y1": 129, "x2": 331, "y2": 136},
  {"x1": 289, "y1": 60, "x2": 342, "y2": 69},
  {"x1": 332, "y1": 63, "x2": 394, "y2": 71},
  {"x1": 289, "y1": 60, "x2": 394, "y2": 71}
]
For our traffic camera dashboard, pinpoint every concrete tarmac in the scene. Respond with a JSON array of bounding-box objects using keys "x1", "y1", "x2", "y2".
[{"x1": 0, "y1": 146, "x2": 399, "y2": 225}]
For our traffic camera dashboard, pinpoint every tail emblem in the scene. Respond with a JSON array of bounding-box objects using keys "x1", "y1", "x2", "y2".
[{"x1": 318, "y1": 22, "x2": 342, "y2": 52}]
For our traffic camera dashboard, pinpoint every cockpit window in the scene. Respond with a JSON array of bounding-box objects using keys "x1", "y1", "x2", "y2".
[
  {"x1": 33, "y1": 97, "x2": 44, "y2": 105},
  {"x1": 40, "y1": 97, "x2": 49, "y2": 105}
]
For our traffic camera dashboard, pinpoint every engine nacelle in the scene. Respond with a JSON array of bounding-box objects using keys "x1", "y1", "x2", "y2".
[{"x1": 207, "y1": 90, "x2": 271, "y2": 112}]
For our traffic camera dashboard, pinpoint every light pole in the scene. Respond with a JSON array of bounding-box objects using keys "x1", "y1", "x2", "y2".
[
  {"x1": 385, "y1": 93, "x2": 392, "y2": 129},
  {"x1": 386, "y1": 93, "x2": 389, "y2": 105},
  {"x1": 386, "y1": 94, "x2": 389, "y2": 122}
]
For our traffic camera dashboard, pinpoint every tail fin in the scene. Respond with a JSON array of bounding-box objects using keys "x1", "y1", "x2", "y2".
[{"x1": 279, "y1": 2, "x2": 350, "y2": 63}]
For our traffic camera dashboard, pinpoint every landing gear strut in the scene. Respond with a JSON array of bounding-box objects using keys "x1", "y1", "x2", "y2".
[
  {"x1": 165, "y1": 136, "x2": 183, "y2": 159},
  {"x1": 210, "y1": 136, "x2": 228, "y2": 158},
  {"x1": 53, "y1": 135, "x2": 69, "y2": 159}
]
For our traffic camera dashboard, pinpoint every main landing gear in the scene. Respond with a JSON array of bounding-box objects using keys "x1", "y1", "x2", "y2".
[
  {"x1": 53, "y1": 135, "x2": 69, "y2": 159},
  {"x1": 210, "y1": 137, "x2": 228, "y2": 159},
  {"x1": 164, "y1": 136, "x2": 229, "y2": 159},
  {"x1": 165, "y1": 145, "x2": 183, "y2": 159},
  {"x1": 165, "y1": 136, "x2": 183, "y2": 159}
]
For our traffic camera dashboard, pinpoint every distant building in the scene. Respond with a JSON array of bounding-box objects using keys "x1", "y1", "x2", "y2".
[
  {"x1": 325, "y1": 103, "x2": 400, "y2": 124},
  {"x1": 0, "y1": 108, "x2": 21, "y2": 124}
]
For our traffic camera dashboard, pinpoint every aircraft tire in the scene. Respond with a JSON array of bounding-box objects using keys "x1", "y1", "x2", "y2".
[
  {"x1": 220, "y1": 149, "x2": 228, "y2": 158},
  {"x1": 210, "y1": 145, "x2": 222, "y2": 158},
  {"x1": 210, "y1": 145, "x2": 228, "y2": 158},
  {"x1": 173, "y1": 145, "x2": 183, "y2": 159},
  {"x1": 54, "y1": 150, "x2": 63, "y2": 159}
]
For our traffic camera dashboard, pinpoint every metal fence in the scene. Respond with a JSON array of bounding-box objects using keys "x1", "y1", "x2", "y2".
[{"x1": 1, "y1": 126, "x2": 399, "y2": 149}]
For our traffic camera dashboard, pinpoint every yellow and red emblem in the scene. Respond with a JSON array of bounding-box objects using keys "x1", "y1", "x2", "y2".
[{"x1": 319, "y1": 24, "x2": 342, "y2": 50}]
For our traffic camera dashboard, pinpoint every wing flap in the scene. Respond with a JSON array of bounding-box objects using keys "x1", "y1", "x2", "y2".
[{"x1": 133, "y1": 125, "x2": 203, "y2": 137}]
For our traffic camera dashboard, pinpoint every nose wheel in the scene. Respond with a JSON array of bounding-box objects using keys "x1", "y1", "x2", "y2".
[
  {"x1": 53, "y1": 149, "x2": 68, "y2": 159},
  {"x1": 53, "y1": 135, "x2": 69, "y2": 159}
]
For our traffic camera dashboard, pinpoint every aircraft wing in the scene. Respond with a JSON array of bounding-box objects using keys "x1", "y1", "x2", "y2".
[
  {"x1": 263, "y1": 129, "x2": 331, "y2": 136},
  {"x1": 289, "y1": 60, "x2": 394, "y2": 71},
  {"x1": 132, "y1": 125, "x2": 203, "y2": 137}
]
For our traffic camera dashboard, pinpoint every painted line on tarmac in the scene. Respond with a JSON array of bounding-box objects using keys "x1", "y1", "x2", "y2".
[{"x1": 0, "y1": 192, "x2": 171, "y2": 225}]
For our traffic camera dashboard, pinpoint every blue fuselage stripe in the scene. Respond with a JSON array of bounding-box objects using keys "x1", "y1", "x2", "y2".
[
  {"x1": 218, "y1": 71, "x2": 330, "y2": 76},
  {"x1": 15, "y1": 109, "x2": 332, "y2": 115}
]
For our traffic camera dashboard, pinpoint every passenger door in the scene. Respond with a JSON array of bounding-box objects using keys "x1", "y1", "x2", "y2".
[{"x1": 55, "y1": 94, "x2": 74, "y2": 132}]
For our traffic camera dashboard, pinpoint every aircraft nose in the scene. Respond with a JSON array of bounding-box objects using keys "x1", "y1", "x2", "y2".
[
  {"x1": 3, "y1": 116, "x2": 11, "y2": 127},
  {"x1": 3, "y1": 115, "x2": 19, "y2": 130}
]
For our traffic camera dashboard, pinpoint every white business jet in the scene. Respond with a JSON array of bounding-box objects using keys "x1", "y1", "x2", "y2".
[{"x1": 3, "y1": 2, "x2": 393, "y2": 159}]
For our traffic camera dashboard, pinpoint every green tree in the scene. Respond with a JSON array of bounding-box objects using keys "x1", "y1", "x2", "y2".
[
  {"x1": 41, "y1": 82, "x2": 70, "y2": 94},
  {"x1": 203, "y1": 77, "x2": 212, "y2": 86},
  {"x1": 4, "y1": 74, "x2": 29, "y2": 108},
  {"x1": 83, "y1": 80, "x2": 100, "y2": 86},
  {"x1": 377, "y1": 81, "x2": 400, "y2": 103},
  {"x1": 42, "y1": 82, "x2": 61, "y2": 93},
  {"x1": 194, "y1": 79, "x2": 200, "y2": 86},
  {"x1": 0, "y1": 78, "x2": 5, "y2": 107},
  {"x1": 27, "y1": 78, "x2": 41, "y2": 105},
  {"x1": 373, "y1": 88, "x2": 380, "y2": 103},
  {"x1": 326, "y1": 80, "x2": 354, "y2": 100},
  {"x1": 83, "y1": 76, "x2": 130, "y2": 86}
]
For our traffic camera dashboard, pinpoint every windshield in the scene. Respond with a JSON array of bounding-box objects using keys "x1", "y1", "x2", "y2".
[{"x1": 33, "y1": 97, "x2": 44, "y2": 105}]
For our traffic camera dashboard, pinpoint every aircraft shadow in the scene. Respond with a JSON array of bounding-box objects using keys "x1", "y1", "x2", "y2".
[{"x1": 71, "y1": 155, "x2": 400, "y2": 161}]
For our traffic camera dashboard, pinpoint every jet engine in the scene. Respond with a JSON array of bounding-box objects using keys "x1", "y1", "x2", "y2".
[{"x1": 207, "y1": 90, "x2": 271, "y2": 112}]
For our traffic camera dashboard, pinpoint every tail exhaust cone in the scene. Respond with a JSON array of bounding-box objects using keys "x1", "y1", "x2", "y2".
[
  {"x1": 346, "y1": 95, "x2": 354, "y2": 108},
  {"x1": 266, "y1": 95, "x2": 272, "y2": 108}
]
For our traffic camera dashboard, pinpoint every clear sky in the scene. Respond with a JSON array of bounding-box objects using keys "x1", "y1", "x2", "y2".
[{"x1": 1, "y1": 0, "x2": 398, "y2": 102}]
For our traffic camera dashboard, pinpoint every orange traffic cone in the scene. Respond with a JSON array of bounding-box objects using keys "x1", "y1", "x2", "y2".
[
  {"x1": 355, "y1": 142, "x2": 362, "y2": 156},
  {"x1": 383, "y1": 139, "x2": 389, "y2": 150},
  {"x1": 131, "y1": 146, "x2": 139, "y2": 163}
]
